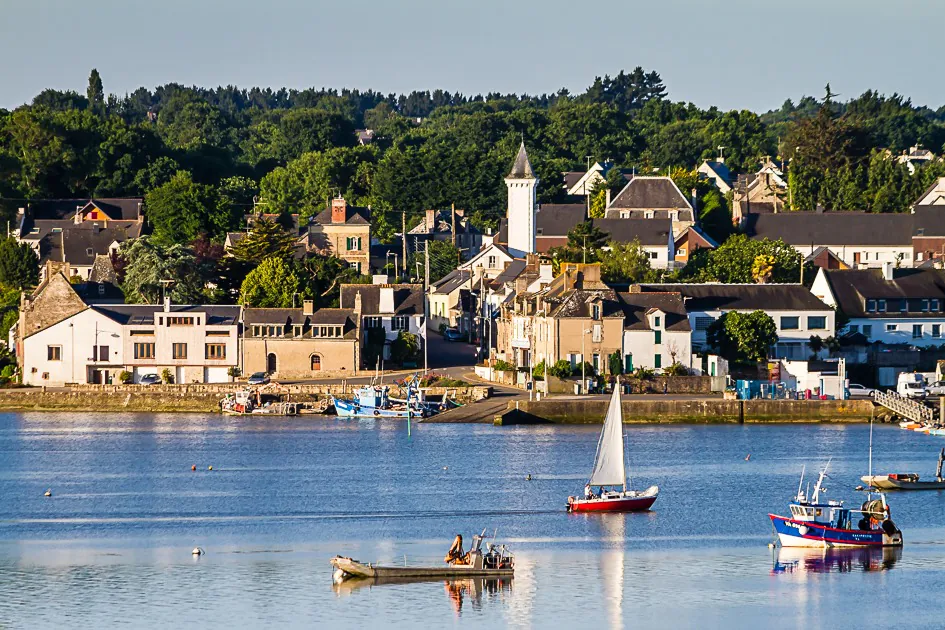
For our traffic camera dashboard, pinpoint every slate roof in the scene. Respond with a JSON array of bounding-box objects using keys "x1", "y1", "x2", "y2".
[
  {"x1": 431, "y1": 269, "x2": 472, "y2": 294},
  {"x1": 912, "y1": 206, "x2": 945, "y2": 237},
  {"x1": 38, "y1": 223, "x2": 142, "y2": 266},
  {"x1": 820, "y1": 268, "x2": 945, "y2": 318},
  {"x1": 608, "y1": 176, "x2": 692, "y2": 210},
  {"x1": 507, "y1": 143, "x2": 535, "y2": 179},
  {"x1": 339, "y1": 283, "x2": 424, "y2": 315},
  {"x1": 742, "y1": 212, "x2": 914, "y2": 246},
  {"x1": 536, "y1": 204, "x2": 586, "y2": 236},
  {"x1": 701, "y1": 160, "x2": 732, "y2": 187},
  {"x1": 562, "y1": 171, "x2": 584, "y2": 190},
  {"x1": 312, "y1": 205, "x2": 371, "y2": 225},
  {"x1": 491, "y1": 259, "x2": 527, "y2": 286},
  {"x1": 594, "y1": 218, "x2": 672, "y2": 246},
  {"x1": 617, "y1": 292, "x2": 691, "y2": 332},
  {"x1": 92, "y1": 304, "x2": 241, "y2": 326},
  {"x1": 636, "y1": 283, "x2": 830, "y2": 312},
  {"x1": 26, "y1": 198, "x2": 143, "y2": 222},
  {"x1": 545, "y1": 289, "x2": 622, "y2": 318}
]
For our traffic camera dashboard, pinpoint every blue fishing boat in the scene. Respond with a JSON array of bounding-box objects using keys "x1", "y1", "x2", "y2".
[
  {"x1": 331, "y1": 385, "x2": 423, "y2": 418},
  {"x1": 769, "y1": 461, "x2": 903, "y2": 548}
]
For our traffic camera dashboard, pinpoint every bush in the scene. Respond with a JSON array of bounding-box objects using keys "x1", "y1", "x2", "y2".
[
  {"x1": 227, "y1": 366, "x2": 241, "y2": 378},
  {"x1": 532, "y1": 360, "x2": 546, "y2": 381},
  {"x1": 549, "y1": 360, "x2": 573, "y2": 379},
  {"x1": 608, "y1": 351, "x2": 623, "y2": 376},
  {"x1": 493, "y1": 359, "x2": 515, "y2": 372},
  {"x1": 633, "y1": 367, "x2": 655, "y2": 380},
  {"x1": 118, "y1": 370, "x2": 132, "y2": 384},
  {"x1": 0, "y1": 364, "x2": 15, "y2": 386},
  {"x1": 663, "y1": 362, "x2": 688, "y2": 376},
  {"x1": 390, "y1": 331, "x2": 420, "y2": 365},
  {"x1": 161, "y1": 368, "x2": 173, "y2": 384},
  {"x1": 572, "y1": 361, "x2": 596, "y2": 377}
]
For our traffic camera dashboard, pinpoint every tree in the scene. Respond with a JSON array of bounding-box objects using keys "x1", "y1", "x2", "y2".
[
  {"x1": 608, "y1": 351, "x2": 623, "y2": 376},
  {"x1": 707, "y1": 311, "x2": 779, "y2": 363},
  {"x1": 0, "y1": 237, "x2": 39, "y2": 289},
  {"x1": 87, "y1": 69, "x2": 105, "y2": 117},
  {"x1": 751, "y1": 254, "x2": 775, "y2": 284},
  {"x1": 229, "y1": 216, "x2": 297, "y2": 263},
  {"x1": 239, "y1": 257, "x2": 300, "y2": 307},
  {"x1": 681, "y1": 235, "x2": 803, "y2": 284},
  {"x1": 808, "y1": 335, "x2": 825, "y2": 359},
  {"x1": 408, "y1": 239, "x2": 461, "y2": 283},
  {"x1": 549, "y1": 360, "x2": 573, "y2": 379},
  {"x1": 599, "y1": 239, "x2": 653, "y2": 283},
  {"x1": 144, "y1": 171, "x2": 217, "y2": 245},
  {"x1": 119, "y1": 237, "x2": 206, "y2": 304},
  {"x1": 390, "y1": 331, "x2": 420, "y2": 365},
  {"x1": 547, "y1": 221, "x2": 609, "y2": 269},
  {"x1": 213, "y1": 175, "x2": 257, "y2": 236}
]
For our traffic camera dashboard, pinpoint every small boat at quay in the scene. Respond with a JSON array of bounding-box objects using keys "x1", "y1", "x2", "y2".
[
  {"x1": 331, "y1": 531, "x2": 514, "y2": 582},
  {"x1": 567, "y1": 383, "x2": 659, "y2": 513},
  {"x1": 331, "y1": 384, "x2": 431, "y2": 418},
  {"x1": 769, "y1": 462, "x2": 903, "y2": 548},
  {"x1": 862, "y1": 448, "x2": 945, "y2": 490}
]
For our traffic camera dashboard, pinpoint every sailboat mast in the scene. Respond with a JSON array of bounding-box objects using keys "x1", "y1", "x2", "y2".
[
  {"x1": 868, "y1": 414, "x2": 874, "y2": 480},
  {"x1": 619, "y1": 380, "x2": 627, "y2": 493}
]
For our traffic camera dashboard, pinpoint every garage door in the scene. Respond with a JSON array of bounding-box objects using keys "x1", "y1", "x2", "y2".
[
  {"x1": 204, "y1": 367, "x2": 230, "y2": 383},
  {"x1": 133, "y1": 367, "x2": 158, "y2": 383}
]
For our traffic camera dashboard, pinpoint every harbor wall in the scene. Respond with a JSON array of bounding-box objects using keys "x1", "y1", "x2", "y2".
[{"x1": 496, "y1": 398, "x2": 875, "y2": 424}]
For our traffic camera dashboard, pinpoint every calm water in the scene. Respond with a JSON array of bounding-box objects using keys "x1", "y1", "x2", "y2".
[{"x1": 1, "y1": 413, "x2": 944, "y2": 629}]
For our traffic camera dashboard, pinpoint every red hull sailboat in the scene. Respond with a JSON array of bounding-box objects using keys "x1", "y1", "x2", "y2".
[{"x1": 567, "y1": 384, "x2": 659, "y2": 513}]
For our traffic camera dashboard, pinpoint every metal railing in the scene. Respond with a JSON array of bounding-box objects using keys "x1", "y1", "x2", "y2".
[{"x1": 874, "y1": 389, "x2": 935, "y2": 424}]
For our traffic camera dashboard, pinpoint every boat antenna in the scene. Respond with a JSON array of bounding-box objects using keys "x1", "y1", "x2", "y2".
[
  {"x1": 618, "y1": 378, "x2": 630, "y2": 493},
  {"x1": 868, "y1": 414, "x2": 874, "y2": 497},
  {"x1": 796, "y1": 465, "x2": 806, "y2": 499}
]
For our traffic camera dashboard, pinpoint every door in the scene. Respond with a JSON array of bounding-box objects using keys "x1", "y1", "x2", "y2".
[
  {"x1": 176, "y1": 367, "x2": 185, "y2": 384},
  {"x1": 267, "y1": 353, "x2": 277, "y2": 374},
  {"x1": 311, "y1": 355, "x2": 321, "y2": 371}
]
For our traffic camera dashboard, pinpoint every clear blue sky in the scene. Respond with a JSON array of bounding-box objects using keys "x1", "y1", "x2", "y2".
[{"x1": 1, "y1": 0, "x2": 942, "y2": 112}]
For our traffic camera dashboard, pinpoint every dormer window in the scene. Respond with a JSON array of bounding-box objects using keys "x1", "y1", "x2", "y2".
[
  {"x1": 933, "y1": 299, "x2": 941, "y2": 311},
  {"x1": 922, "y1": 299, "x2": 930, "y2": 312},
  {"x1": 900, "y1": 299, "x2": 908, "y2": 313},
  {"x1": 86, "y1": 248, "x2": 94, "y2": 257},
  {"x1": 644, "y1": 210, "x2": 654, "y2": 219},
  {"x1": 866, "y1": 299, "x2": 876, "y2": 312},
  {"x1": 654, "y1": 315, "x2": 661, "y2": 328},
  {"x1": 878, "y1": 299, "x2": 886, "y2": 313},
  {"x1": 591, "y1": 304, "x2": 600, "y2": 320}
]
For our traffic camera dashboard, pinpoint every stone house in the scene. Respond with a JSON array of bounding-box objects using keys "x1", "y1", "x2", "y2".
[
  {"x1": 339, "y1": 282, "x2": 425, "y2": 365},
  {"x1": 407, "y1": 207, "x2": 482, "y2": 261},
  {"x1": 603, "y1": 176, "x2": 696, "y2": 234},
  {"x1": 242, "y1": 301, "x2": 359, "y2": 377},
  {"x1": 308, "y1": 197, "x2": 371, "y2": 273}
]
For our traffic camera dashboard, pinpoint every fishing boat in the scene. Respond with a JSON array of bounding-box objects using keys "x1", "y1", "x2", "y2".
[
  {"x1": 567, "y1": 383, "x2": 659, "y2": 513},
  {"x1": 331, "y1": 384, "x2": 430, "y2": 418},
  {"x1": 331, "y1": 531, "x2": 514, "y2": 582},
  {"x1": 862, "y1": 448, "x2": 945, "y2": 490},
  {"x1": 769, "y1": 461, "x2": 903, "y2": 547}
]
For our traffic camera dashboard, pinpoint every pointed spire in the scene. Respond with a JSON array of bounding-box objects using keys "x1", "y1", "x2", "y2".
[{"x1": 507, "y1": 142, "x2": 535, "y2": 179}]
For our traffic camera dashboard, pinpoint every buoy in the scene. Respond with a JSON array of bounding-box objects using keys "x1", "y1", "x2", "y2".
[
  {"x1": 191, "y1": 465, "x2": 196, "y2": 471},
  {"x1": 745, "y1": 454, "x2": 751, "y2": 461},
  {"x1": 442, "y1": 466, "x2": 448, "y2": 470},
  {"x1": 208, "y1": 466, "x2": 213, "y2": 471},
  {"x1": 526, "y1": 474, "x2": 532, "y2": 481},
  {"x1": 44, "y1": 489, "x2": 51, "y2": 497},
  {"x1": 192, "y1": 547, "x2": 204, "y2": 556}
]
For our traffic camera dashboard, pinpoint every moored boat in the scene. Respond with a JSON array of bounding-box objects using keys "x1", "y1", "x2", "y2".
[
  {"x1": 567, "y1": 383, "x2": 659, "y2": 513},
  {"x1": 769, "y1": 462, "x2": 903, "y2": 548},
  {"x1": 331, "y1": 531, "x2": 513, "y2": 582},
  {"x1": 862, "y1": 448, "x2": 945, "y2": 490}
]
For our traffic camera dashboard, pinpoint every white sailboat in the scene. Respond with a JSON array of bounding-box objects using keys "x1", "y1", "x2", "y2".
[{"x1": 567, "y1": 383, "x2": 659, "y2": 513}]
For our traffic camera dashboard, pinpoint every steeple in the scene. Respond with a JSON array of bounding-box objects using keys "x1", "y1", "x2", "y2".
[{"x1": 507, "y1": 142, "x2": 536, "y2": 179}]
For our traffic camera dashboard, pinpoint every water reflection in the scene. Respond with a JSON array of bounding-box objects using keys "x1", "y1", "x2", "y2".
[
  {"x1": 598, "y1": 514, "x2": 625, "y2": 628},
  {"x1": 772, "y1": 546, "x2": 903, "y2": 574},
  {"x1": 333, "y1": 576, "x2": 513, "y2": 617}
]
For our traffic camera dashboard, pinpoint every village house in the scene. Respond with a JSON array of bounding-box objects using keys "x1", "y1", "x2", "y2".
[
  {"x1": 633, "y1": 283, "x2": 835, "y2": 361},
  {"x1": 603, "y1": 176, "x2": 696, "y2": 234},
  {"x1": 673, "y1": 225, "x2": 718, "y2": 265},
  {"x1": 308, "y1": 197, "x2": 372, "y2": 273},
  {"x1": 407, "y1": 207, "x2": 482, "y2": 261},
  {"x1": 13, "y1": 198, "x2": 145, "y2": 281},
  {"x1": 339, "y1": 282, "x2": 425, "y2": 365},
  {"x1": 698, "y1": 158, "x2": 733, "y2": 194},
  {"x1": 17, "y1": 272, "x2": 240, "y2": 386},
  {"x1": 560, "y1": 161, "x2": 632, "y2": 199},
  {"x1": 811, "y1": 264, "x2": 945, "y2": 347},
  {"x1": 242, "y1": 301, "x2": 359, "y2": 377},
  {"x1": 731, "y1": 159, "x2": 787, "y2": 222},
  {"x1": 617, "y1": 291, "x2": 692, "y2": 373},
  {"x1": 427, "y1": 268, "x2": 473, "y2": 335}
]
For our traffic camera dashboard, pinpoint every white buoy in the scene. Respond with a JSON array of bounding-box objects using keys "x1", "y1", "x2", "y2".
[
  {"x1": 44, "y1": 489, "x2": 52, "y2": 497},
  {"x1": 192, "y1": 547, "x2": 205, "y2": 556}
]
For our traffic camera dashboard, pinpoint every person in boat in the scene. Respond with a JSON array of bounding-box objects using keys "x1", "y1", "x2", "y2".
[
  {"x1": 584, "y1": 484, "x2": 592, "y2": 500},
  {"x1": 445, "y1": 534, "x2": 469, "y2": 565}
]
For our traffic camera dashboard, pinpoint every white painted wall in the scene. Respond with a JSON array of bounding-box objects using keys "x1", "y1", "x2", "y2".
[
  {"x1": 794, "y1": 244, "x2": 914, "y2": 269},
  {"x1": 688, "y1": 308, "x2": 835, "y2": 360},
  {"x1": 23, "y1": 308, "x2": 123, "y2": 386},
  {"x1": 506, "y1": 178, "x2": 537, "y2": 257},
  {"x1": 621, "y1": 310, "x2": 692, "y2": 372},
  {"x1": 843, "y1": 317, "x2": 945, "y2": 346}
]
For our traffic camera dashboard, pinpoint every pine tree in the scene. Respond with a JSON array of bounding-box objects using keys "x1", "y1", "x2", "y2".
[{"x1": 87, "y1": 68, "x2": 105, "y2": 116}]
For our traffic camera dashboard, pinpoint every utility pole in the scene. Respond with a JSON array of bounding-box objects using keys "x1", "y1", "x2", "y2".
[
  {"x1": 401, "y1": 211, "x2": 407, "y2": 281},
  {"x1": 451, "y1": 203, "x2": 456, "y2": 248},
  {"x1": 424, "y1": 243, "x2": 430, "y2": 375}
]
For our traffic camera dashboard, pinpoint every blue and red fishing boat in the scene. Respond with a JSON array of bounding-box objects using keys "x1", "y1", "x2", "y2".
[{"x1": 769, "y1": 461, "x2": 903, "y2": 548}]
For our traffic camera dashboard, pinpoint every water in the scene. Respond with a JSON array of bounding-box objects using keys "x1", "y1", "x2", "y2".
[{"x1": 1, "y1": 413, "x2": 944, "y2": 629}]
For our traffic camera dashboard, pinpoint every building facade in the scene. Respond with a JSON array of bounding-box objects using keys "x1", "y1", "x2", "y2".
[
  {"x1": 308, "y1": 197, "x2": 371, "y2": 273},
  {"x1": 339, "y1": 282, "x2": 425, "y2": 365}
]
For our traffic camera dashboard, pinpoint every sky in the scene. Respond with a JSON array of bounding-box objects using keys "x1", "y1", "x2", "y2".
[{"x1": 1, "y1": 0, "x2": 943, "y2": 113}]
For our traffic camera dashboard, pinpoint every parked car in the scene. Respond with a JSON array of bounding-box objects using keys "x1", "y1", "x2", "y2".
[
  {"x1": 897, "y1": 372, "x2": 927, "y2": 400},
  {"x1": 443, "y1": 328, "x2": 465, "y2": 342},
  {"x1": 846, "y1": 383, "x2": 876, "y2": 398},
  {"x1": 247, "y1": 372, "x2": 270, "y2": 385},
  {"x1": 139, "y1": 374, "x2": 162, "y2": 386},
  {"x1": 927, "y1": 380, "x2": 945, "y2": 396}
]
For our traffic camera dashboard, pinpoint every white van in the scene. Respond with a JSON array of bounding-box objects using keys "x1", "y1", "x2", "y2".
[{"x1": 897, "y1": 372, "x2": 927, "y2": 399}]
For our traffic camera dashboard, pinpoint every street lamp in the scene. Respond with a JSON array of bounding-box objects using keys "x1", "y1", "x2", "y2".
[
  {"x1": 581, "y1": 328, "x2": 593, "y2": 395},
  {"x1": 386, "y1": 252, "x2": 398, "y2": 281}
]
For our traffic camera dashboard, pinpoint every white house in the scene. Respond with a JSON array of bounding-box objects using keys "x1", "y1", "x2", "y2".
[
  {"x1": 618, "y1": 291, "x2": 692, "y2": 372},
  {"x1": 698, "y1": 159, "x2": 733, "y2": 194},
  {"x1": 634, "y1": 283, "x2": 836, "y2": 360},
  {"x1": 812, "y1": 265, "x2": 945, "y2": 346},
  {"x1": 339, "y1": 283, "x2": 425, "y2": 362}
]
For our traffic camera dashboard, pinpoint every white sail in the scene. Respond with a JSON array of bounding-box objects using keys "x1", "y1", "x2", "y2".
[{"x1": 588, "y1": 386, "x2": 626, "y2": 487}]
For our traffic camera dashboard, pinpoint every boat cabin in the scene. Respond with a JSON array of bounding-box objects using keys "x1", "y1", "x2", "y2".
[{"x1": 789, "y1": 500, "x2": 850, "y2": 529}]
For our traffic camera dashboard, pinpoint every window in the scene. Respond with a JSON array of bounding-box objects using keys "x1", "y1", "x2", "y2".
[
  {"x1": 592, "y1": 354, "x2": 600, "y2": 373},
  {"x1": 315, "y1": 325, "x2": 342, "y2": 338},
  {"x1": 695, "y1": 316, "x2": 715, "y2": 331},
  {"x1": 130, "y1": 329, "x2": 154, "y2": 336},
  {"x1": 654, "y1": 354, "x2": 662, "y2": 369},
  {"x1": 863, "y1": 325, "x2": 872, "y2": 338},
  {"x1": 592, "y1": 324, "x2": 602, "y2": 343},
  {"x1": 311, "y1": 355, "x2": 321, "y2": 371},
  {"x1": 933, "y1": 299, "x2": 941, "y2": 311},
  {"x1": 349, "y1": 261, "x2": 361, "y2": 273},
  {"x1": 848, "y1": 325, "x2": 858, "y2": 334},
  {"x1": 172, "y1": 343, "x2": 187, "y2": 359},
  {"x1": 886, "y1": 324, "x2": 897, "y2": 332},
  {"x1": 346, "y1": 236, "x2": 362, "y2": 251},
  {"x1": 205, "y1": 343, "x2": 226, "y2": 359},
  {"x1": 644, "y1": 210, "x2": 654, "y2": 219},
  {"x1": 654, "y1": 330, "x2": 662, "y2": 344},
  {"x1": 654, "y1": 316, "x2": 661, "y2": 328},
  {"x1": 488, "y1": 255, "x2": 497, "y2": 268},
  {"x1": 364, "y1": 316, "x2": 382, "y2": 329},
  {"x1": 866, "y1": 299, "x2": 876, "y2": 312},
  {"x1": 92, "y1": 345, "x2": 109, "y2": 362},
  {"x1": 206, "y1": 330, "x2": 229, "y2": 337},
  {"x1": 392, "y1": 316, "x2": 408, "y2": 331},
  {"x1": 647, "y1": 251, "x2": 658, "y2": 260},
  {"x1": 591, "y1": 304, "x2": 600, "y2": 320},
  {"x1": 624, "y1": 354, "x2": 633, "y2": 373},
  {"x1": 86, "y1": 248, "x2": 94, "y2": 257},
  {"x1": 134, "y1": 343, "x2": 155, "y2": 359},
  {"x1": 620, "y1": 210, "x2": 631, "y2": 218},
  {"x1": 807, "y1": 316, "x2": 827, "y2": 330},
  {"x1": 780, "y1": 316, "x2": 800, "y2": 330},
  {"x1": 913, "y1": 325, "x2": 923, "y2": 339},
  {"x1": 677, "y1": 248, "x2": 687, "y2": 257},
  {"x1": 167, "y1": 316, "x2": 194, "y2": 326},
  {"x1": 922, "y1": 299, "x2": 930, "y2": 312},
  {"x1": 878, "y1": 299, "x2": 886, "y2": 312},
  {"x1": 900, "y1": 299, "x2": 908, "y2": 313},
  {"x1": 933, "y1": 325, "x2": 941, "y2": 338},
  {"x1": 47, "y1": 346, "x2": 62, "y2": 361},
  {"x1": 536, "y1": 228, "x2": 543, "y2": 236}
]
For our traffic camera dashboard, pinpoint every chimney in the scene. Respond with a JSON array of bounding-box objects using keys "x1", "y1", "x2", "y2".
[
  {"x1": 379, "y1": 287, "x2": 395, "y2": 314},
  {"x1": 354, "y1": 291, "x2": 362, "y2": 315},
  {"x1": 425, "y1": 209, "x2": 436, "y2": 231},
  {"x1": 163, "y1": 296, "x2": 171, "y2": 312},
  {"x1": 605, "y1": 188, "x2": 612, "y2": 207},
  {"x1": 691, "y1": 188, "x2": 698, "y2": 223},
  {"x1": 303, "y1": 299, "x2": 314, "y2": 316},
  {"x1": 882, "y1": 261, "x2": 895, "y2": 281},
  {"x1": 331, "y1": 197, "x2": 347, "y2": 224},
  {"x1": 74, "y1": 206, "x2": 83, "y2": 225}
]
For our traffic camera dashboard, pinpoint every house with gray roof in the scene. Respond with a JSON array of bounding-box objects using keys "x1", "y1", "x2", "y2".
[
  {"x1": 618, "y1": 291, "x2": 692, "y2": 373},
  {"x1": 340, "y1": 282, "x2": 425, "y2": 365},
  {"x1": 604, "y1": 176, "x2": 695, "y2": 233}
]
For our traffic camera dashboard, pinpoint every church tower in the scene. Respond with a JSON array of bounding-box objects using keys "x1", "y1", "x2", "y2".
[{"x1": 505, "y1": 142, "x2": 538, "y2": 257}]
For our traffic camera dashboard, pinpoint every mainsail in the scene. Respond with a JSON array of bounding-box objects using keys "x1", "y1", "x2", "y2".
[{"x1": 588, "y1": 385, "x2": 626, "y2": 488}]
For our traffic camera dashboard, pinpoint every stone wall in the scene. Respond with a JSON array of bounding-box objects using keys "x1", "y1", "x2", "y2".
[{"x1": 501, "y1": 398, "x2": 874, "y2": 424}]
